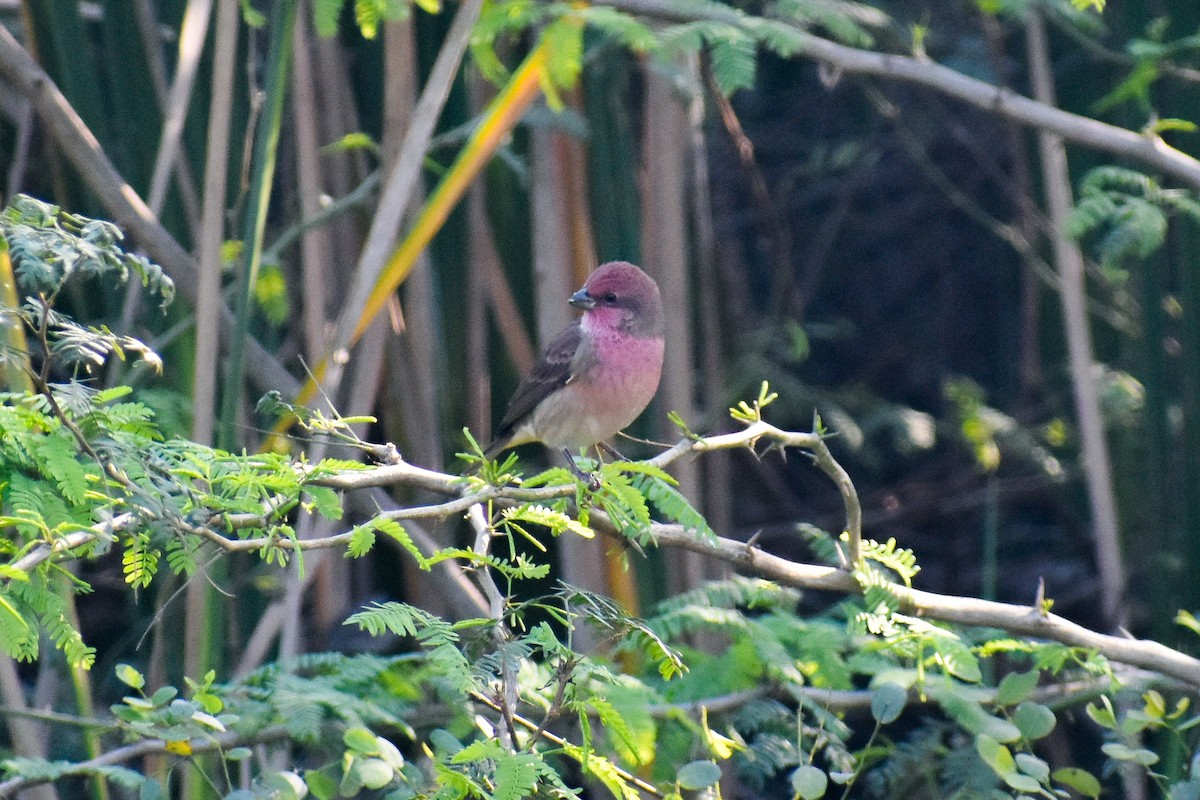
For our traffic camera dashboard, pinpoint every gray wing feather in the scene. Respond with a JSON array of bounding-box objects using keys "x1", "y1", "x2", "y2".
[{"x1": 484, "y1": 322, "x2": 583, "y2": 456}]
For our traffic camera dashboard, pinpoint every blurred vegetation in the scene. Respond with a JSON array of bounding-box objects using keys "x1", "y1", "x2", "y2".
[{"x1": 4, "y1": 0, "x2": 1200, "y2": 795}]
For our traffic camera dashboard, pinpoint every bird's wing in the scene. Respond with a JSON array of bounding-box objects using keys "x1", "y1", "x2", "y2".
[{"x1": 489, "y1": 322, "x2": 584, "y2": 449}]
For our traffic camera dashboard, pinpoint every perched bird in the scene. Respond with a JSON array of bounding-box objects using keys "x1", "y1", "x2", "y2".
[{"x1": 484, "y1": 261, "x2": 665, "y2": 467}]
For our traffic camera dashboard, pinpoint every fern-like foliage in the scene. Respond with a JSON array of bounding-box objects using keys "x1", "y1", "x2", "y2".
[
  {"x1": 2, "y1": 194, "x2": 174, "y2": 307},
  {"x1": 1068, "y1": 166, "x2": 1200, "y2": 268},
  {"x1": 345, "y1": 602, "x2": 477, "y2": 696}
]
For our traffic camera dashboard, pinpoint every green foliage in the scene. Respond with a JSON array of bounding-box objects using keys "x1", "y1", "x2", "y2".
[
  {"x1": 311, "y1": 0, "x2": 417, "y2": 39},
  {"x1": 1068, "y1": 166, "x2": 1200, "y2": 269},
  {"x1": 1, "y1": 207, "x2": 1195, "y2": 800},
  {"x1": 1, "y1": 194, "x2": 174, "y2": 308}
]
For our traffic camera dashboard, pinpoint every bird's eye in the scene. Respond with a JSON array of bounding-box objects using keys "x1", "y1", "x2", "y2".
[{"x1": 603, "y1": 292, "x2": 618, "y2": 304}]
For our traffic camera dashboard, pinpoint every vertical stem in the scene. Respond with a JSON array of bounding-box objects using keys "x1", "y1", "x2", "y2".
[
  {"x1": 981, "y1": 476, "x2": 999, "y2": 603},
  {"x1": 61, "y1": 588, "x2": 107, "y2": 800},
  {"x1": 192, "y1": 0, "x2": 240, "y2": 447},
  {"x1": 0, "y1": 655, "x2": 58, "y2": 800},
  {"x1": 185, "y1": 0, "x2": 239, "y2": 727},
  {"x1": 290, "y1": 13, "x2": 331, "y2": 362},
  {"x1": 219, "y1": 0, "x2": 298, "y2": 449},
  {"x1": 643, "y1": 57, "x2": 704, "y2": 594},
  {"x1": 1026, "y1": 12, "x2": 1126, "y2": 628},
  {"x1": 0, "y1": 238, "x2": 33, "y2": 394}
]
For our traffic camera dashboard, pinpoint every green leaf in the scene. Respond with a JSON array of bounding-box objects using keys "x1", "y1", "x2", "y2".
[
  {"x1": 355, "y1": 758, "x2": 393, "y2": 790},
  {"x1": 116, "y1": 663, "x2": 145, "y2": 690},
  {"x1": 344, "y1": 726, "x2": 381, "y2": 754},
  {"x1": 870, "y1": 682, "x2": 907, "y2": 724},
  {"x1": 1086, "y1": 698, "x2": 1117, "y2": 729},
  {"x1": 995, "y1": 670, "x2": 1039, "y2": 706},
  {"x1": 304, "y1": 485, "x2": 343, "y2": 521},
  {"x1": 1015, "y1": 752, "x2": 1050, "y2": 782},
  {"x1": 1052, "y1": 767, "x2": 1102, "y2": 798},
  {"x1": 542, "y1": 17, "x2": 584, "y2": 97},
  {"x1": 707, "y1": 28, "x2": 758, "y2": 96},
  {"x1": 305, "y1": 770, "x2": 338, "y2": 800},
  {"x1": 975, "y1": 733, "x2": 1015, "y2": 775},
  {"x1": 677, "y1": 760, "x2": 722, "y2": 790},
  {"x1": 791, "y1": 765, "x2": 828, "y2": 799},
  {"x1": 493, "y1": 752, "x2": 540, "y2": 800},
  {"x1": 1012, "y1": 701, "x2": 1056, "y2": 740},
  {"x1": 346, "y1": 522, "x2": 376, "y2": 558},
  {"x1": 938, "y1": 689, "x2": 1021, "y2": 743}
]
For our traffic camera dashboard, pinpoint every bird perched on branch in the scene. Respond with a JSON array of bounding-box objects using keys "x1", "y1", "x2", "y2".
[{"x1": 484, "y1": 261, "x2": 664, "y2": 469}]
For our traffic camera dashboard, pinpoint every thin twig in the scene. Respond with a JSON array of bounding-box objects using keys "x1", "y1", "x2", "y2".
[
  {"x1": 4, "y1": 421, "x2": 1200, "y2": 686},
  {"x1": 469, "y1": 690, "x2": 664, "y2": 798},
  {"x1": 0, "y1": 724, "x2": 291, "y2": 796}
]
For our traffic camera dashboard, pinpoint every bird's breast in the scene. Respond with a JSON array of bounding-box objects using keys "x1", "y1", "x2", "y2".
[{"x1": 533, "y1": 331, "x2": 664, "y2": 450}]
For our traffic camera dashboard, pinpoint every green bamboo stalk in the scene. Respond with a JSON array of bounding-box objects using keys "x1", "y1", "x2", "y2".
[
  {"x1": 62, "y1": 588, "x2": 108, "y2": 800},
  {"x1": 218, "y1": 0, "x2": 299, "y2": 450}
]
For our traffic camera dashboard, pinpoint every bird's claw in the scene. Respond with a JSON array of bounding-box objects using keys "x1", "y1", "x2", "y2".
[{"x1": 563, "y1": 448, "x2": 603, "y2": 491}]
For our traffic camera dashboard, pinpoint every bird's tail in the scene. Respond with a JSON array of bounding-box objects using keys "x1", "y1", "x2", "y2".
[{"x1": 481, "y1": 432, "x2": 511, "y2": 461}]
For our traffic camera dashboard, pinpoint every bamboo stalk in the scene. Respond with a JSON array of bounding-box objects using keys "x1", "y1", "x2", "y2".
[
  {"x1": 1026, "y1": 11, "x2": 1126, "y2": 629},
  {"x1": 218, "y1": 0, "x2": 299, "y2": 449},
  {"x1": 290, "y1": 16, "x2": 332, "y2": 366},
  {"x1": 641, "y1": 58, "x2": 705, "y2": 594}
]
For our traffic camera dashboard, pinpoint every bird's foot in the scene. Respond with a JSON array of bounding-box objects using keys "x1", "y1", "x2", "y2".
[{"x1": 563, "y1": 448, "x2": 603, "y2": 491}]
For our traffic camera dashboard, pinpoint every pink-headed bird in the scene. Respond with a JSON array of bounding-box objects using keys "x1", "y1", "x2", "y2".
[{"x1": 484, "y1": 261, "x2": 664, "y2": 465}]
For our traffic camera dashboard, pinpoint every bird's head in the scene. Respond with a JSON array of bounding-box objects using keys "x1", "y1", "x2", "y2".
[{"x1": 569, "y1": 261, "x2": 663, "y2": 337}]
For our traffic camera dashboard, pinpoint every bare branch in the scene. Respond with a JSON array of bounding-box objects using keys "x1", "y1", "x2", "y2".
[
  {"x1": 0, "y1": 725, "x2": 290, "y2": 796},
  {"x1": 597, "y1": 0, "x2": 1200, "y2": 191},
  {"x1": 5, "y1": 420, "x2": 1199, "y2": 687}
]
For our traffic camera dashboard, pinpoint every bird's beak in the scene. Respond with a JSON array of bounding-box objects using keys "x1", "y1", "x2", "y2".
[{"x1": 568, "y1": 288, "x2": 596, "y2": 310}]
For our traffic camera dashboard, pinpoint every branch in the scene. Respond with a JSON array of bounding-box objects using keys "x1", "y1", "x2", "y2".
[
  {"x1": 597, "y1": 0, "x2": 1200, "y2": 191},
  {"x1": 0, "y1": 724, "x2": 291, "y2": 796},
  {"x1": 6, "y1": 420, "x2": 1200, "y2": 687},
  {"x1": 647, "y1": 522, "x2": 1200, "y2": 687}
]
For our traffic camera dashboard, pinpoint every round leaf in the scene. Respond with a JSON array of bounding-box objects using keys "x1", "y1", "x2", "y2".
[
  {"x1": 1012, "y1": 702, "x2": 1056, "y2": 740},
  {"x1": 975, "y1": 733, "x2": 1015, "y2": 774},
  {"x1": 1086, "y1": 700, "x2": 1117, "y2": 729},
  {"x1": 116, "y1": 663, "x2": 145, "y2": 690},
  {"x1": 1133, "y1": 748, "x2": 1159, "y2": 766},
  {"x1": 276, "y1": 771, "x2": 308, "y2": 800},
  {"x1": 376, "y1": 736, "x2": 405, "y2": 770},
  {"x1": 1002, "y1": 772, "x2": 1042, "y2": 793},
  {"x1": 150, "y1": 686, "x2": 178, "y2": 707},
  {"x1": 677, "y1": 760, "x2": 722, "y2": 790},
  {"x1": 1015, "y1": 752, "x2": 1050, "y2": 782},
  {"x1": 304, "y1": 770, "x2": 338, "y2": 800},
  {"x1": 356, "y1": 758, "x2": 394, "y2": 790},
  {"x1": 1052, "y1": 767, "x2": 1102, "y2": 798},
  {"x1": 1102, "y1": 742, "x2": 1137, "y2": 761},
  {"x1": 871, "y1": 683, "x2": 907, "y2": 725},
  {"x1": 995, "y1": 670, "x2": 1039, "y2": 706},
  {"x1": 979, "y1": 714, "x2": 1022, "y2": 743},
  {"x1": 791, "y1": 765, "x2": 828, "y2": 799},
  {"x1": 343, "y1": 727, "x2": 380, "y2": 755}
]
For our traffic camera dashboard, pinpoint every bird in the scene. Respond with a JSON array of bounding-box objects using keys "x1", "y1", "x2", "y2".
[{"x1": 483, "y1": 261, "x2": 664, "y2": 471}]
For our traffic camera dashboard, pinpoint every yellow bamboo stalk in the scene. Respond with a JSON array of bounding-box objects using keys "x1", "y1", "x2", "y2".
[
  {"x1": 281, "y1": 42, "x2": 551, "y2": 421},
  {"x1": 0, "y1": 238, "x2": 33, "y2": 394}
]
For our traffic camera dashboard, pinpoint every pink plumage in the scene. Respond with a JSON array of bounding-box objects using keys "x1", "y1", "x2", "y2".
[{"x1": 484, "y1": 261, "x2": 664, "y2": 458}]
